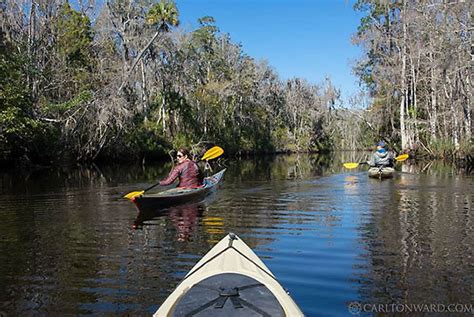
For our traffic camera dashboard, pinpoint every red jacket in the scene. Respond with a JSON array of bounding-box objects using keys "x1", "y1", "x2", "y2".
[{"x1": 159, "y1": 160, "x2": 203, "y2": 188}]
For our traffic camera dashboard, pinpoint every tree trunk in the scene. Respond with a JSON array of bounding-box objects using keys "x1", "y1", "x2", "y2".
[
  {"x1": 429, "y1": 53, "x2": 438, "y2": 142},
  {"x1": 465, "y1": 10, "x2": 472, "y2": 143},
  {"x1": 161, "y1": 86, "x2": 166, "y2": 134},
  {"x1": 27, "y1": 0, "x2": 37, "y2": 99},
  {"x1": 412, "y1": 59, "x2": 419, "y2": 144},
  {"x1": 400, "y1": 0, "x2": 408, "y2": 150},
  {"x1": 118, "y1": 30, "x2": 160, "y2": 93},
  {"x1": 463, "y1": 73, "x2": 472, "y2": 142},
  {"x1": 204, "y1": 108, "x2": 207, "y2": 135},
  {"x1": 141, "y1": 59, "x2": 148, "y2": 119},
  {"x1": 444, "y1": 78, "x2": 459, "y2": 150}
]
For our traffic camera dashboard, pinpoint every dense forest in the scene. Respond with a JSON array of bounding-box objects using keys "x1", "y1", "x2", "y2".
[
  {"x1": 0, "y1": 0, "x2": 472, "y2": 165},
  {"x1": 348, "y1": 0, "x2": 472, "y2": 160}
]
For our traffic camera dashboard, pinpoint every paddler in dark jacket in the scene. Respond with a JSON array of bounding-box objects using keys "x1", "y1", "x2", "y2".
[
  {"x1": 159, "y1": 148, "x2": 203, "y2": 188},
  {"x1": 368, "y1": 141, "x2": 394, "y2": 167}
]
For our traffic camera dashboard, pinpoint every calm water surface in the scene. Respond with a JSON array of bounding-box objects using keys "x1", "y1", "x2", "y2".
[{"x1": 0, "y1": 154, "x2": 472, "y2": 316}]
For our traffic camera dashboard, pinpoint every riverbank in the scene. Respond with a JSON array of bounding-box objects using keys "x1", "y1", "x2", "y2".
[
  {"x1": 1, "y1": 151, "x2": 472, "y2": 178},
  {"x1": 1, "y1": 148, "x2": 472, "y2": 175}
]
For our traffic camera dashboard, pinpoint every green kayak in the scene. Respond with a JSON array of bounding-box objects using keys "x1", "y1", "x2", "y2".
[
  {"x1": 133, "y1": 169, "x2": 225, "y2": 210},
  {"x1": 154, "y1": 233, "x2": 304, "y2": 316},
  {"x1": 368, "y1": 167, "x2": 395, "y2": 179}
]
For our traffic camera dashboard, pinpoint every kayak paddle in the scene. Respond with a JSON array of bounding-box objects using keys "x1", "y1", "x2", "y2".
[
  {"x1": 124, "y1": 146, "x2": 224, "y2": 200},
  {"x1": 343, "y1": 153, "x2": 409, "y2": 169},
  {"x1": 200, "y1": 146, "x2": 224, "y2": 161}
]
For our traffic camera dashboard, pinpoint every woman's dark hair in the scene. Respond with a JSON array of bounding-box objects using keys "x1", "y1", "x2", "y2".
[{"x1": 177, "y1": 147, "x2": 191, "y2": 158}]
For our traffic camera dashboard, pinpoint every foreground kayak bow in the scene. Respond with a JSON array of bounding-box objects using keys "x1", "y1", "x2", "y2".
[{"x1": 154, "y1": 233, "x2": 304, "y2": 317}]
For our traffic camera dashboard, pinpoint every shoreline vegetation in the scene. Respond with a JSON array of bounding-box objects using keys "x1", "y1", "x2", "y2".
[
  {"x1": 1, "y1": 1, "x2": 472, "y2": 168},
  {"x1": 0, "y1": 153, "x2": 471, "y2": 180}
]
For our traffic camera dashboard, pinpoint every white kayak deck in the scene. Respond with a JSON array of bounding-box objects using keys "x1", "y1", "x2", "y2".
[{"x1": 154, "y1": 233, "x2": 304, "y2": 316}]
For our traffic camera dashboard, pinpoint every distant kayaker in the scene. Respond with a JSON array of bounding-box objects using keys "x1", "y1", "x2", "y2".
[
  {"x1": 368, "y1": 141, "x2": 394, "y2": 167},
  {"x1": 159, "y1": 148, "x2": 203, "y2": 188}
]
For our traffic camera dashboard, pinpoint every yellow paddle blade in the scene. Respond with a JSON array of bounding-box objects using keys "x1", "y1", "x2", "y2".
[
  {"x1": 343, "y1": 162, "x2": 360, "y2": 169},
  {"x1": 395, "y1": 153, "x2": 409, "y2": 162},
  {"x1": 201, "y1": 146, "x2": 224, "y2": 161},
  {"x1": 123, "y1": 190, "x2": 144, "y2": 200}
]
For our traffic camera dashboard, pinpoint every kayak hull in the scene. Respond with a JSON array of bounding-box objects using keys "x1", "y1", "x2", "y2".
[
  {"x1": 368, "y1": 167, "x2": 395, "y2": 179},
  {"x1": 133, "y1": 169, "x2": 225, "y2": 209},
  {"x1": 154, "y1": 233, "x2": 304, "y2": 317}
]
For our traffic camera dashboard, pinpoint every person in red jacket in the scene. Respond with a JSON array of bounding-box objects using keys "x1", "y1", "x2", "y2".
[{"x1": 159, "y1": 148, "x2": 203, "y2": 188}]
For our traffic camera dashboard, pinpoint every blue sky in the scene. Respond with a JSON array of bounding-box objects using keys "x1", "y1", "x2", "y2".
[{"x1": 176, "y1": 0, "x2": 365, "y2": 105}]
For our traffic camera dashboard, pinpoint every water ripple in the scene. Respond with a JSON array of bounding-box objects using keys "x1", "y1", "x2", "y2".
[{"x1": 0, "y1": 158, "x2": 472, "y2": 316}]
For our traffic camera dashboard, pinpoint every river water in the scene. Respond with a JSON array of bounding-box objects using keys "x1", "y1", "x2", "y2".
[{"x1": 0, "y1": 154, "x2": 472, "y2": 316}]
